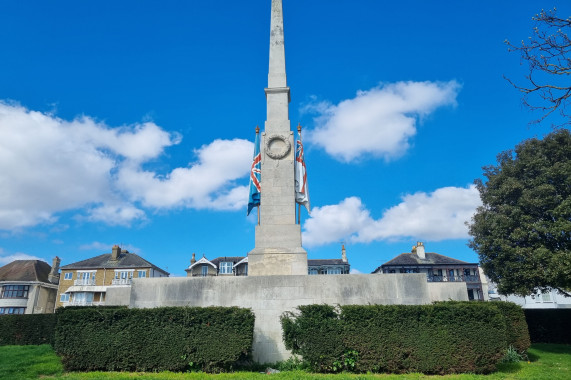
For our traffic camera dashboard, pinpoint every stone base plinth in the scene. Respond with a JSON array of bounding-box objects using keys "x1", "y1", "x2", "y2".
[{"x1": 248, "y1": 247, "x2": 307, "y2": 276}]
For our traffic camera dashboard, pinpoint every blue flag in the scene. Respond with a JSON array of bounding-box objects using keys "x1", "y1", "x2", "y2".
[{"x1": 247, "y1": 129, "x2": 261, "y2": 215}]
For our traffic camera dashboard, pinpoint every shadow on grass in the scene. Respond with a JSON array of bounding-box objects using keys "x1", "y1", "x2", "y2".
[
  {"x1": 530, "y1": 343, "x2": 571, "y2": 355},
  {"x1": 496, "y1": 362, "x2": 523, "y2": 374}
]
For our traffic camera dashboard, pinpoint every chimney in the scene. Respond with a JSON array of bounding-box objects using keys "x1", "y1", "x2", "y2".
[
  {"x1": 191, "y1": 253, "x2": 196, "y2": 265},
  {"x1": 48, "y1": 256, "x2": 61, "y2": 284},
  {"x1": 111, "y1": 245, "x2": 121, "y2": 261},
  {"x1": 341, "y1": 244, "x2": 347, "y2": 263},
  {"x1": 416, "y1": 242, "x2": 426, "y2": 259}
]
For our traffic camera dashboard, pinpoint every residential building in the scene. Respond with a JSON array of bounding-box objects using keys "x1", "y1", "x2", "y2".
[
  {"x1": 373, "y1": 242, "x2": 484, "y2": 301},
  {"x1": 56, "y1": 245, "x2": 169, "y2": 308},
  {"x1": 185, "y1": 254, "x2": 248, "y2": 277},
  {"x1": 308, "y1": 245, "x2": 350, "y2": 274},
  {"x1": 481, "y1": 274, "x2": 571, "y2": 308},
  {"x1": 0, "y1": 257, "x2": 60, "y2": 315},
  {"x1": 185, "y1": 246, "x2": 350, "y2": 277}
]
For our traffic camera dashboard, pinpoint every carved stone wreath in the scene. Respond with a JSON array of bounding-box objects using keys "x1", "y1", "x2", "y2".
[{"x1": 265, "y1": 134, "x2": 291, "y2": 159}]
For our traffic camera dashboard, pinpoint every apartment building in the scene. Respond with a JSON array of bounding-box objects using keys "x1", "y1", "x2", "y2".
[{"x1": 56, "y1": 245, "x2": 168, "y2": 307}]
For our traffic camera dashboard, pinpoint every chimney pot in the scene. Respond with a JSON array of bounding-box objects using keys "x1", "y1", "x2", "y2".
[
  {"x1": 111, "y1": 245, "x2": 121, "y2": 261},
  {"x1": 416, "y1": 242, "x2": 426, "y2": 259},
  {"x1": 341, "y1": 244, "x2": 347, "y2": 263}
]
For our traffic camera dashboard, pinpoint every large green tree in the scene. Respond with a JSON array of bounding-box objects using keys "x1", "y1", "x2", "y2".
[{"x1": 468, "y1": 129, "x2": 571, "y2": 297}]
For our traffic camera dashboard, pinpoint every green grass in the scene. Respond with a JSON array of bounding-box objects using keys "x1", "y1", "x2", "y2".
[{"x1": 0, "y1": 344, "x2": 569, "y2": 379}]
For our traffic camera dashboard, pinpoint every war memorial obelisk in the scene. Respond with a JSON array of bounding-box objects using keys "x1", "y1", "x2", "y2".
[
  {"x1": 248, "y1": 0, "x2": 308, "y2": 276},
  {"x1": 123, "y1": 0, "x2": 470, "y2": 363}
]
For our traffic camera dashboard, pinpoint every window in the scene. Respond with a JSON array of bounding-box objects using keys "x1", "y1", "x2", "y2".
[
  {"x1": 309, "y1": 268, "x2": 318, "y2": 275},
  {"x1": 1, "y1": 285, "x2": 29, "y2": 298},
  {"x1": 400, "y1": 268, "x2": 419, "y2": 274},
  {"x1": 464, "y1": 269, "x2": 471, "y2": 276},
  {"x1": 138, "y1": 270, "x2": 147, "y2": 278},
  {"x1": 64, "y1": 272, "x2": 73, "y2": 280},
  {"x1": 201, "y1": 265, "x2": 208, "y2": 277},
  {"x1": 0, "y1": 307, "x2": 26, "y2": 315},
  {"x1": 327, "y1": 267, "x2": 342, "y2": 275},
  {"x1": 219, "y1": 262, "x2": 233, "y2": 274},
  {"x1": 60, "y1": 293, "x2": 70, "y2": 302},
  {"x1": 541, "y1": 292, "x2": 552, "y2": 302},
  {"x1": 116, "y1": 271, "x2": 134, "y2": 279}
]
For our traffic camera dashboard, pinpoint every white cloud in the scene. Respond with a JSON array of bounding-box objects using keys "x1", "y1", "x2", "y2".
[
  {"x1": 302, "y1": 185, "x2": 481, "y2": 247},
  {"x1": 117, "y1": 139, "x2": 252, "y2": 210},
  {"x1": 0, "y1": 102, "x2": 252, "y2": 230},
  {"x1": 0, "y1": 248, "x2": 46, "y2": 266},
  {"x1": 84, "y1": 204, "x2": 147, "y2": 226},
  {"x1": 304, "y1": 81, "x2": 460, "y2": 162},
  {"x1": 302, "y1": 197, "x2": 374, "y2": 247}
]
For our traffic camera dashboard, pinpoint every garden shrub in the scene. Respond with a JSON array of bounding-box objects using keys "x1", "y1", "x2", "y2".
[
  {"x1": 0, "y1": 313, "x2": 56, "y2": 346},
  {"x1": 491, "y1": 302, "x2": 530, "y2": 353},
  {"x1": 524, "y1": 309, "x2": 571, "y2": 344},
  {"x1": 54, "y1": 306, "x2": 254, "y2": 372},
  {"x1": 282, "y1": 303, "x2": 510, "y2": 374}
]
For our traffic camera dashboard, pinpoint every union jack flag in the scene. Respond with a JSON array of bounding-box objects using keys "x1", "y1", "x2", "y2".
[
  {"x1": 247, "y1": 128, "x2": 261, "y2": 215},
  {"x1": 295, "y1": 128, "x2": 310, "y2": 212}
]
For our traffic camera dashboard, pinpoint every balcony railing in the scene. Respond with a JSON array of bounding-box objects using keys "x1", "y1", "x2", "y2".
[
  {"x1": 74, "y1": 279, "x2": 96, "y2": 286},
  {"x1": 427, "y1": 275, "x2": 480, "y2": 283},
  {"x1": 64, "y1": 300, "x2": 105, "y2": 307},
  {"x1": 111, "y1": 278, "x2": 132, "y2": 285}
]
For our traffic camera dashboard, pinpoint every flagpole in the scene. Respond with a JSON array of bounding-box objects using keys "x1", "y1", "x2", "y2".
[
  {"x1": 257, "y1": 205, "x2": 260, "y2": 226},
  {"x1": 298, "y1": 203, "x2": 300, "y2": 225}
]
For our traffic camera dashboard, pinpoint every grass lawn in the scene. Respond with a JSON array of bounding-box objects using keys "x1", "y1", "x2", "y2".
[{"x1": 0, "y1": 344, "x2": 569, "y2": 380}]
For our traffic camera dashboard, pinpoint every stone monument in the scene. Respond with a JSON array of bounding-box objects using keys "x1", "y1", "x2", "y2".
[{"x1": 248, "y1": 0, "x2": 308, "y2": 276}]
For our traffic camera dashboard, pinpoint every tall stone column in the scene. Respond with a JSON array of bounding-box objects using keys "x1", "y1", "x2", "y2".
[{"x1": 248, "y1": 0, "x2": 308, "y2": 276}]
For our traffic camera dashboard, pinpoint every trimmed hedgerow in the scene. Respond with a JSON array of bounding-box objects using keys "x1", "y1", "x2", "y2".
[
  {"x1": 54, "y1": 306, "x2": 254, "y2": 372},
  {"x1": 492, "y1": 302, "x2": 530, "y2": 353},
  {"x1": 434, "y1": 301, "x2": 530, "y2": 354},
  {"x1": 0, "y1": 313, "x2": 57, "y2": 346},
  {"x1": 282, "y1": 303, "x2": 510, "y2": 374},
  {"x1": 524, "y1": 309, "x2": 571, "y2": 344}
]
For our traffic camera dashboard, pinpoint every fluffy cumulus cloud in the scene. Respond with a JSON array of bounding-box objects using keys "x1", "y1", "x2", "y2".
[
  {"x1": 302, "y1": 185, "x2": 481, "y2": 247},
  {"x1": 0, "y1": 248, "x2": 46, "y2": 265},
  {"x1": 304, "y1": 81, "x2": 460, "y2": 162},
  {"x1": 117, "y1": 139, "x2": 252, "y2": 210},
  {"x1": 0, "y1": 102, "x2": 252, "y2": 230}
]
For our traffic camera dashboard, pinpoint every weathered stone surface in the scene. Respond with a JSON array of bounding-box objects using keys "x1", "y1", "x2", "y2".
[
  {"x1": 249, "y1": 0, "x2": 306, "y2": 275},
  {"x1": 128, "y1": 274, "x2": 467, "y2": 363}
]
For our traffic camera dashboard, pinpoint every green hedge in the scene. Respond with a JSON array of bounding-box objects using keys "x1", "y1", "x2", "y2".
[
  {"x1": 524, "y1": 309, "x2": 571, "y2": 344},
  {"x1": 492, "y1": 302, "x2": 531, "y2": 353},
  {"x1": 0, "y1": 314, "x2": 56, "y2": 346},
  {"x1": 54, "y1": 306, "x2": 254, "y2": 372},
  {"x1": 282, "y1": 303, "x2": 521, "y2": 374}
]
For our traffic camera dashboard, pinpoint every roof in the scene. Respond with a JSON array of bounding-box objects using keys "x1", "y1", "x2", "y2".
[
  {"x1": 61, "y1": 251, "x2": 169, "y2": 275},
  {"x1": 0, "y1": 260, "x2": 52, "y2": 283},
  {"x1": 373, "y1": 252, "x2": 478, "y2": 273},
  {"x1": 308, "y1": 259, "x2": 348, "y2": 266},
  {"x1": 186, "y1": 256, "x2": 217, "y2": 271},
  {"x1": 210, "y1": 256, "x2": 246, "y2": 266}
]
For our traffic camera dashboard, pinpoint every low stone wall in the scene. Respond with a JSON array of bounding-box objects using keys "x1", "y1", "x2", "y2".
[{"x1": 127, "y1": 274, "x2": 467, "y2": 363}]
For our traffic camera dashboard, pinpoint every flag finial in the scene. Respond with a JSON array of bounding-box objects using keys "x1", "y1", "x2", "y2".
[
  {"x1": 255, "y1": 125, "x2": 260, "y2": 134},
  {"x1": 297, "y1": 123, "x2": 301, "y2": 133}
]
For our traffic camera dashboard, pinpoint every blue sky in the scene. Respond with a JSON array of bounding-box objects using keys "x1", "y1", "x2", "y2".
[{"x1": 0, "y1": 0, "x2": 569, "y2": 275}]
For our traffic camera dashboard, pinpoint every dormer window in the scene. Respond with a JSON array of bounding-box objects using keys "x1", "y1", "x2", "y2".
[{"x1": 219, "y1": 262, "x2": 233, "y2": 274}]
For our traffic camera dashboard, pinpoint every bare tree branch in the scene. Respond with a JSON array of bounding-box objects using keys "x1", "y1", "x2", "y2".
[{"x1": 505, "y1": 8, "x2": 571, "y2": 127}]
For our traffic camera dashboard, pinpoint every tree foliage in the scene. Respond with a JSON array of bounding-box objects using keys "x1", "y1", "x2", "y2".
[
  {"x1": 505, "y1": 8, "x2": 571, "y2": 126},
  {"x1": 468, "y1": 129, "x2": 571, "y2": 297}
]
